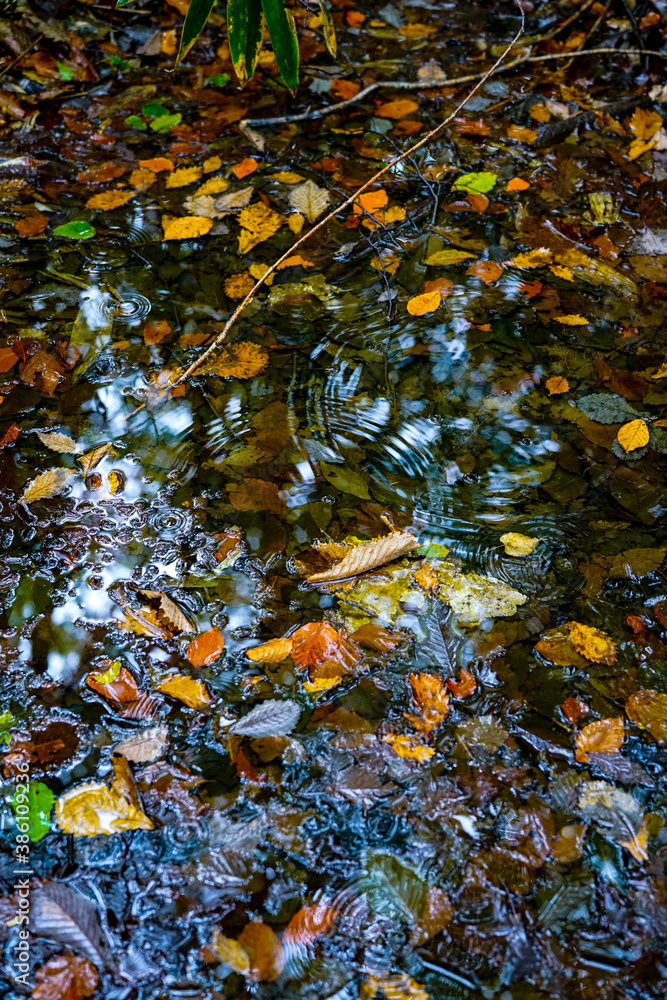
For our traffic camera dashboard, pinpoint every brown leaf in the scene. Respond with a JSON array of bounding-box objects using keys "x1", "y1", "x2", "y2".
[
  {"x1": 197, "y1": 342, "x2": 269, "y2": 379},
  {"x1": 626, "y1": 689, "x2": 667, "y2": 742},
  {"x1": 143, "y1": 319, "x2": 171, "y2": 345},
  {"x1": 306, "y1": 531, "x2": 418, "y2": 583},
  {"x1": 16, "y1": 213, "x2": 48, "y2": 237},
  {"x1": 0, "y1": 423, "x2": 19, "y2": 448},
  {"x1": 228, "y1": 478, "x2": 285, "y2": 514},
  {"x1": 410, "y1": 886, "x2": 453, "y2": 945},
  {"x1": 376, "y1": 98, "x2": 420, "y2": 119},
  {"x1": 35, "y1": 430, "x2": 80, "y2": 453},
  {"x1": 237, "y1": 921, "x2": 284, "y2": 981},
  {"x1": 575, "y1": 717, "x2": 625, "y2": 763},
  {"x1": 291, "y1": 622, "x2": 360, "y2": 676},
  {"x1": 535, "y1": 626, "x2": 590, "y2": 668},
  {"x1": 466, "y1": 259, "x2": 503, "y2": 284},
  {"x1": 0, "y1": 346, "x2": 19, "y2": 372},
  {"x1": 406, "y1": 672, "x2": 450, "y2": 734},
  {"x1": 32, "y1": 955, "x2": 99, "y2": 1000},
  {"x1": 186, "y1": 627, "x2": 225, "y2": 666},
  {"x1": 561, "y1": 695, "x2": 590, "y2": 724},
  {"x1": 351, "y1": 623, "x2": 406, "y2": 652}
]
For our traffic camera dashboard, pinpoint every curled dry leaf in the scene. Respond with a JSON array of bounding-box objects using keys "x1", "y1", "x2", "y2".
[
  {"x1": 575, "y1": 717, "x2": 625, "y2": 763},
  {"x1": 246, "y1": 636, "x2": 293, "y2": 662},
  {"x1": 156, "y1": 675, "x2": 212, "y2": 710},
  {"x1": 568, "y1": 621, "x2": 617, "y2": 665},
  {"x1": 626, "y1": 689, "x2": 667, "y2": 742},
  {"x1": 20, "y1": 468, "x2": 76, "y2": 504},
  {"x1": 186, "y1": 627, "x2": 225, "y2": 666},
  {"x1": 306, "y1": 531, "x2": 419, "y2": 583}
]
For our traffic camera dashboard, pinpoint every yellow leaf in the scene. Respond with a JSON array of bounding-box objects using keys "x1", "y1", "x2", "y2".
[
  {"x1": 276, "y1": 254, "x2": 314, "y2": 270},
  {"x1": 626, "y1": 689, "x2": 667, "y2": 742},
  {"x1": 651, "y1": 361, "x2": 667, "y2": 379},
  {"x1": 370, "y1": 250, "x2": 399, "y2": 275},
  {"x1": 156, "y1": 674, "x2": 212, "y2": 709},
  {"x1": 55, "y1": 756, "x2": 153, "y2": 836},
  {"x1": 224, "y1": 271, "x2": 256, "y2": 299},
  {"x1": 627, "y1": 107, "x2": 663, "y2": 141},
  {"x1": 287, "y1": 213, "x2": 305, "y2": 234},
  {"x1": 238, "y1": 201, "x2": 283, "y2": 253},
  {"x1": 507, "y1": 124, "x2": 538, "y2": 143},
  {"x1": 271, "y1": 171, "x2": 304, "y2": 183},
  {"x1": 108, "y1": 470, "x2": 123, "y2": 495},
  {"x1": 553, "y1": 315, "x2": 589, "y2": 325},
  {"x1": 549, "y1": 264, "x2": 575, "y2": 281},
  {"x1": 510, "y1": 248, "x2": 553, "y2": 268},
  {"x1": 86, "y1": 190, "x2": 136, "y2": 211},
  {"x1": 499, "y1": 532, "x2": 540, "y2": 556},
  {"x1": 530, "y1": 103, "x2": 551, "y2": 123},
  {"x1": 246, "y1": 636, "x2": 293, "y2": 662},
  {"x1": 383, "y1": 734, "x2": 435, "y2": 761},
  {"x1": 617, "y1": 418, "x2": 649, "y2": 453},
  {"x1": 165, "y1": 166, "x2": 203, "y2": 189},
  {"x1": 211, "y1": 928, "x2": 251, "y2": 974},
  {"x1": 139, "y1": 157, "x2": 174, "y2": 172},
  {"x1": 162, "y1": 216, "x2": 213, "y2": 240},
  {"x1": 575, "y1": 717, "x2": 625, "y2": 763},
  {"x1": 568, "y1": 621, "x2": 617, "y2": 665},
  {"x1": 425, "y1": 249, "x2": 475, "y2": 265},
  {"x1": 197, "y1": 342, "x2": 269, "y2": 379},
  {"x1": 78, "y1": 443, "x2": 113, "y2": 474},
  {"x1": 248, "y1": 262, "x2": 274, "y2": 285},
  {"x1": 129, "y1": 167, "x2": 156, "y2": 191},
  {"x1": 361, "y1": 973, "x2": 430, "y2": 1000},
  {"x1": 203, "y1": 155, "x2": 222, "y2": 173},
  {"x1": 20, "y1": 467, "x2": 76, "y2": 503},
  {"x1": 302, "y1": 676, "x2": 343, "y2": 694},
  {"x1": 628, "y1": 137, "x2": 658, "y2": 161},
  {"x1": 35, "y1": 430, "x2": 80, "y2": 453},
  {"x1": 375, "y1": 99, "x2": 420, "y2": 119},
  {"x1": 619, "y1": 816, "x2": 650, "y2": 862},
  {"x1": 407, "y1": 290, "x2": 441, "y2": 316},
  {"x1": 194, "y1": 176, "x2": 230, "y2": 197},
  {"x1": 362, "y1": 204, "x2": 406, "y2": 230},
  {"x1": 545, "y1": 375, "x2": 570, "y2": 395},
  {"x1": 289, "y1": 179, "x2": 331, "y2": 222}
]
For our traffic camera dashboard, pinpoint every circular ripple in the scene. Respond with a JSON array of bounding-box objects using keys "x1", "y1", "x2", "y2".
[{"x1": 147, "y1": 506, "x2": 192, "y2": 538}]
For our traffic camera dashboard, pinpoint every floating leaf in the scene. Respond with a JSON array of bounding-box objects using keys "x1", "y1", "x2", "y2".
[
  {"x1": 447, "y1": 668, "x2": 477, "y2": 699},
  {"x1": 499, "y1": 532, "x2": 540, "y2": 556},
  {"x1": 578, "y1": 780, "x2": 648, "y2": 861},
  {"x1": 290, "y1": 622, "x2": 359, "y2": 674},
  {"x1": 114, "y1": 725, "x2": 169, "y2": 763},
  {"x1": 139, "y1": 156, "x2": 174, "y2": 172},
  {"x1": 210, "y1": 927, "x2": 251, "y2": 974},
  {"x1": 53, "y1": 221, "x2": 96, "y2": 240},
  {"x1": 20, "y1": 468, "x2": 76, "y2": 504},
  {"x1": 375, "y1": 98, "x2": 420, "y2": 119},
  {"x1": 186, "y1": 627, "x2": 225, "y2": 666},
  {"x1": 55, "y1": 756, "x2": 153, "y2": 837},
  {"x1": 425, "y1": 249, "x2": 475, "y2": 265},
  {"x1": 353, "y1": 190, "x2": 388, "y2": 216},
  {"x1": 228, "y1": 699, "x2": 301, "y2": 737},
  {"x1": 568, "y1": 621, "x2": 617, "y2": 665},
  {"x1": 86, "y1": 190, "x2": 135, "y2": 211},
  {"x1": 546, "y1": 376, "x2": 570, "y2": 395},
  {"x1": 406, "y1": 671, "x2": 449, "y2": 733},
  {"x1": 319, "y1": 461, "x2": 370, "y2": 499},
  {"x1": 578, "y1": 393, "x2": 642, "y2": 425},
  {"x1": 238, "y1": 201, "x2": 283, "y2": 253},
  {"x1": 35, "y1": 430, "x2": 80, "y2": 453},
  {"x1": 288, "y1": 179, "x2": 331, "y2": 222},
  {"x1": 32, "y1": 955, "x2": 99, "y2": 1000},
  {"x1": 16, "y1": 213, "x2": 48, "y2": 237},
  {"x1": 162, "y1": 215, "x2": 213, "y2": 240},
  {"x1": 360, "y1": 851, "x2": 427, "y2": 922},
  {"x1": 627, "y1": 106, "x2": 663, "y2": 141},
  {"x1": 554, "y1": 314, "x2": 588, "y2": 325},
  {"x1": 452, "y1": 171, "x2": 497, "y2": 193},
  {"x1": 383, "y1": 734, "x2": 435, "y2": 761},
  {"x1": 575, "y1": 717, "x2": 625, "y2": 763},
  {"x1": 156, "y1": 675, "x2": 212, "y2": 709},
  {"x1": 407, "y1": 290, "x2": 441, "y2": 316},
  {"x1": 617, "y1": 418, "x2": 650, "y2": 453},
  {"x1": 507, "y1": 177, "x2": 530, "y2": 191},
  {"x1": 283, "y1": 901, "x2": 336, "y2": 945},
  {"x1": 467, "y1": 259, "x2": 503, "y2": 284},
  {"x1": 306, "y1": 531, "x2": 418, "y2": 583},
  {"x1": 507, "y1": 124, "x2": 538, "y2": 143},
  {"x1": 626, "y1": 690, "x2": 667, "y2": 742},
  {"x1": 511, "y1": 247, "x2": 552, "y2": 268},
  {"x1": 246, "y1": 636, "x2": 293, "y2": 662},
  {"x1": 0, "y1": 346, "x2": 19, "y2": 372}
]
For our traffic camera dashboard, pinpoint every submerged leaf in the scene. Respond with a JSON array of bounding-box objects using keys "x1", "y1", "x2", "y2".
[
  {"x1": 55, "y1": 756, "x2": 153, "y2": 837},
  {"x1": 20, "y1": 468, "x2": 76, "y2": 503},
  {"x1": 575, "y1": 717, "x2": 625, "y2": 763},
  {"x1": 626, "y1": 690, "x2": 667, "y2": 742},
  {"x1": 288, "y1": 179, "x2": 331, "y2": 222},
  {"x1": 228, "y1": 699, "x2": 301, "y2": 737},
  {"x1": 499, "y1": 532, "x2": 540, "y2": 556}
]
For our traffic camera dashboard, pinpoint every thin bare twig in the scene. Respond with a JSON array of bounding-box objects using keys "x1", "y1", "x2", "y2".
[
  {"x1": 0, "y1": 33, "x2": 44, "y2": 80},
  {"x1": 241, "y1": 47, "x2": 666, "y2": 127}
]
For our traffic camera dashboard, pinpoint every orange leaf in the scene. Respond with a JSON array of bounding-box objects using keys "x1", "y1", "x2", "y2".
[
  {"x1": 465, "y1": 192, "x2": 489, "y2": 213},
  {"x1": 331, "y1": 78, "x2": 360, "y2": 100},
  {"x1": 617, "y1": 418, "x2": 649, "y2": 453},
  {"x1": 546, "y1": 375, "x2": 570, "y2": 395},
  {"x1": 519, "y1": 279, "x2": 543, "y2": 298},
  {"x1": 406, "y1": 672, "x2": 450, "y2": 734},
  {"x1": 345, "y1": 10, "x2": 365, "y2": 26},
  {"x1": 507, "y1": 177, "x2": 530, "y2": 191},
  {"x1": 383, "y1": 733, "x2": 435, "y2": 761},
  {"x1": 424, "y1": 277, "x2": 454, "y2": 296},
  {"x1": 129, "y1": 167, "x2": 156, "y2": 191},
  {"x1": 568, "y1": 621, "x2": 617, "y2": 665},
  {"x1": 351, "y1": 623, "x2": 405, "y2": 652},
  {"x1": 291, "y1": 622, "x2": 344, "y2": 668},
  {"x1": 446, "y1": 669, "x2": 476, "y2": 699},
  {"x1": 246, "y1": 636, "x2": 293, "y2": 662},
  {"x1": 626, "y1": 689, "x2": 667, "y2": 742},
  {"x1": 283, "y1": 903, "x2": 336, "y2": 945},
  {"x1": 156, "y1": 674, "x2": 212, "y2": 709},
  {"x1": 186, "y1": 627, "x2": 225, "y2": 667},
  {"x1": 77, "y1": 162, "x2": 126, "y2": 184},
  {"x1": 139, "y1": 157, "x2": 174, "y2": 172},
  {"x1": 376, "y1": 99, "x2": 420, "y2": 119},
  {"x1": 86, "y1": 190, "x2": 136, "y2": 211},
  {"x1": 353, "y1": 189, "x2": 388, "y2": 215},
  {"x1": 561, "y1": 695, "x2": 589, "y2": 724},
  {"x1": 575, "y1": 717, "x2": 624, "y2": 763},
  {"x1": 0, "y1": 347, "x2": 18, "y2": 373},
  {"x1": 466, "y1": 260, "x2": 503, "y2": 284},
  {"x1": 0, "y1": 422, "x2": 19, "y2": 448},
  {"x1": 162, "y1": 216, "x2": 213, "y2": 240},
  {"x1": 276, "y1": 254, "x2": 315, "y2": 270},
  {"x1": 33, "y1": 955, "x2": 99, "y2": 1000},
  {"x1": 407, "y1": 290, "x2": 441, "y2": 316},
  {"x1": 507, "y1": 124, "x2": 538, "y2": 143},
  {"x1": 87, "y1": 662, "x2": 139, "y2": 704},
  {"x1": 529, "y1": 104, "x2": 550, "y2": 123},
  {"x1": 454, "y1": 118, "x2": 490, "y2": 137},
  {"x1": 143, "y1": 319, "x2": 171, "y2": 345},
  {"x1": 16, "y1": 213, "x2": 48, "y2": 236},
  {"x1": 233, "y1": 157, "x2": 258, "y2": 179},
  {"x1": 511, "y1": 248, "x2": 552, "y2": 268},
  {"x1": 227, "y1": 477, "x2": 285, "y2": 514},
  {"x1": 237, "y1": 921, "x2": 284, "y2": 982}
]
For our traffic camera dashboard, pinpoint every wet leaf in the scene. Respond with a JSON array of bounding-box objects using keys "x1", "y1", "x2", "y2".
[
  {"x1": 228, "y1": 477, "x2": 285, "y2": 513},
  {"x1": 575, "y1": 717, "x2": 625, "y2": 763},
  {"x1": 361, "y1": 974, "x2": 430, "y2": 1000},
  {"x1": 376, "y1": 99, "x2": 420, "y2": 119},
  {"x1": 186, "y1": 627, "x2": 225, "y2": 666},
  {"x1": 319, "y1": 461, "x2": 370, "y2": 499},
  {"x1": 353, "y1": 189, "x2": 388, "y2": 216},
  {"x1": 162, "y1": 215, "x2": 213, "y2": 240},
  {"x1": 627, "y1": 107, "x2": 663, "y2": 141},
  {"x1": 617, "y1": 418, "x2": 650, "y2": 453},
  {"x1": 467, "y1": 259, "x2": 503, "y2": 284},
  {"x1": 86, "y1": 660, "x2": 139, "y2": 703},
  {"x1": 210, "y1": 927, "x2": 251, "y2": 974},
  {"x1": 511, "y1": 247, "x2": 553, "y2": 268},
  {"x1": 228, "y1": 699, "x2": 300, "y2": 737},
  {"x1": 383, "y1": 733, "x2": 435, "y2": 761},
  {"x1": 507, "y1": 124, "x2": 538, "y2": 143},
  {"x1": 0, "y1": 346, "x2": 19, "y2": 372},
  {"x1": 351, "y1": 623, "x2": 405, "y2": 652},
  {"x1": 53, "y1": 221, "x2": 96, "y2": 240},
  {"x1": 86, "y1": 190, "x2": 135, "y2": 210},
  {"x1": 447, "y1": 668, "x2": 476, "y2": 699},
  {"x1": 410, "y1": 886, "x2": 453, "y2": 945},
  {"x1": 568, "y1": 621, "x2": 617, "y2": 665},
  {"x1": 452, "y1": 171, "x2": 497, "y2": 193},
  {"x1": 32, "y1": 883, "x2": 105, "y2": 968},
  {"x1": 288, "y1": 179, "x2": 331, "y2": 222},
  {"x1": 16, "y1": 213, "x2": 48, "y2": 237},
  {"x1": 55, "y1": 756, "x2": 153, "y2": 837},
  {"x1": 499, "y1": 532, "x2": 540, "y2": 556},
  {"x1": 507, "y1": 176, "x2": 530, "y2": 191},
  {"x1": 32, "y1": 955, "x2": 99, "y2": 1000},
  {"x1": 283, "y1": 901, "x2": 336, "y2": 944},
  {"x1": 407, "y1": 290, "x2": 441, "y2": 316},
  {"x1": 114, "y1": 725, "x2": 169, "y2": 763},
  {"x1": 13, "y1": 780, "x2": 53, "y2": 842},
  {"x1": 406, "y1": 671, "x2": 449, "y2": 733},
  {"x1": 578, "y1": 781, "x2": 649, "y2": 861},
  {"x1": 360, "y1": 851, "x2": 427, "y2": 922},
  {"x1": 20, "y1": 468, "x2": 76, "y2": 504},
  {"x1": 626, "y1": 690, "x2": 667, "y2": 742},
  {"x1": 238, "y1": 201, "x2": 283, "y2": 253},
  {"x1": 546, "y1": 375, "x2": 570, "y2": 394},
  {"x1": 198, "y1": 342, "x2": 269, "y2": 378},
  {"x1": 290, "y1": 622, "x2": 359, "y2": 673},
  {"x1": 35, "y1": 430, "x2": 80, "y2": 453},
  {"x1": 0, "y1": 423, "x2": 19, "y2": 448},
  {"x1": 578, "y1": 392, "x2": 642, "y2": 424},
  {"x1": 246, "y1": 636, "x2": 293, "y2": 662},
  {"x1": 156, "y1": 674, "x2": 212, "y2": 709},
  {"x1": 306, "y1": 531, "x2": 418, "y2": 583},
  {"x1": 237, "y1": 920, "x2": 284, "y2": 981},
  {"x1": 425, "y1": 248, "x2": 475, "y2": 265}
]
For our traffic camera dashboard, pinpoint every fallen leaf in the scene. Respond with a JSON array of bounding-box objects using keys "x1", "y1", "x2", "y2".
[
  {"x1": 499, "y1": 532, "x2": 540, "y2": 556},
  {"x1": 20, "y1": 468, "x2": 76, "y2": 504},
  {"x1": 129, "y1": 167, "x2": 156, "y2": 190},
  {"x1": 383, "y1": 733, "x2": 435, "y2": 761},
  {"x1": 406, "y1": 671, "x2": 450, "y2": 734},
  {"x1": 425, "y1": 249, "x2": 475, "y2": 265},
  {"x1": 407, "y1": 290, "x2": 441, "y2": 315},
  {"x1": 16, "y1": 213, "x2": 48, "y2": 236},
  {"x1": 361, "y1": 974, "x2": 430, "y2": 1000},
  {"x1": 553, "y1": 315, "x2": 589, "y2": 325},
  {"x1": 446, "y1": 669, "x2": 477, "y2": 699},
  {"x1": 536, "y1": 626, "x2": 591, "y2": 667},
  {"x1": 186, "y1": 628, "x2": 225, "y2": 667},
  {"x1": 113, "y1": 725, "x2": 168, "y2": 763},
  {"x1": 467, "y1": 259, "x2": 503, "y2": 284},
  {"x1": 511, "y1": 248, "x2": 553, "y2": 268},
  {"x1": 55, "y1": 756, "x2": 153, "y2": 836},
  {"x1": 139, "y1": 157, "x2": 174, "y2": 171},
  {"x1": 575, "y1": 717, "x2": 625, "y2": 763},
  {"x1": 224, "y1": 272, "x2": 256, "y2": 299},
  {"x1": 578, "y1": 780, "x2": 649, "y2": 861},
  {"x1": 209, "y1": 928, "x2": 250, "y2": 974},
  {"x1": 288, "y1": 179, "x2": 331, "y2": 222},
  {"x1": 452, "y1": 171, "x2": 497, "y2": 193},
  {"x1": 546, "y1": 375, "x2": 570, "y2": 394},
  {"x1": 290, "y1": 622, "x2": 360, "y2": 674},
  {"x1": 238, "y1": 201, "x2": 283, "y2": 253},
  {"x1": 331, "y1": 78, "x2": 360, "y2": 99},
  {"x1": 228, "y1": 700, "x2": 300, "y2": 737},
  {"x1": 351, "y1": 623, "x2": 405, "y2": 652},
  {"x1": 617, "y1": 418, "x2": 649, "y2": 453},
  {"x1": 237, "y1": 921, "x2": 284, "y2": 982},
  {"x1": 194, "y1": 175, "x2": 230, "y2": 197},
  {"x1": 156, "y1": 674, "x2": 212, "y2": 709},
  {"x1": 227, "y1": 478, "x2": 285, "y2": 514},
  {"x1": 626, "y1": 690, "x2": 667, "y2": 742},
  {"x1": 198, "y1": 342, "x2": 269, "y2": 378},
  {"x1": 353, "y1": 190, "x2": 388, "y2": 216},
  {"x1": 507, "y1": 124, "x2": 538, "y2": 143},
  {"x1": 0, "y1": 423, "x2": 19, "y2": 448},
  {"x1": 276, "y1": 254, "x2": 314, "y2": 270},
  {"x1": 507, "y1": 177, "x2": 530, "y2": 191},
  {"x1": 212, "y1": 185, "x2": 254, "y2": 215},
  {"x1": 35, "y1": 430, "x2": 80, "y2": 453},
  {"x1": 86, "y1": 660, "x2": 139, "y2": 703},
  {"x1": 232, "y1": 156, "x2": 258, "y2": 179},
  {"x1": 32, "y1": 955, "x2": 99, "y2": 1000},
  {"x1": 162, "y1": 215, "x2": 213, "y2": 239},
  {"x1": 143, "y1": 319, "x2": 171, "y2": 345},
  {"x1": 306, "y1": 531, "x2": 419, "y2": 582},
  {"x1": 86, "y1": 190, "x2": 135, "y2": 211},
  {"x1": 271, "y1": 170, "x2": 305, "y2": 183},
  {"x1": 165, "y1": 165, "x2": 203, "y2": 188},
  {"x1": 77, "y1": 163, "x2": 126, "y2": 184},
  {"x1": 0, "y1": 346, "x2": 19, "y2": 372},
  {"x1": 568, "y1": 621, "x2": 617, "y2": 665},
  {"x1": 627, "y1": 107, "x2": 663, "y2": 141},
  {"x1": 283, "y1": 902, "x2": 336, "y2": 945},
  {"x1": 376, "y1": 99, "x2": 419, "y2": 119},
  {"x1": 246, "y1": 636, "x2": 293, "y2": 662}
]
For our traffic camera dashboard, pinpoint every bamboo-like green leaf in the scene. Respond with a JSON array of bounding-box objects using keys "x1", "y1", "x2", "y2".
[
  {"x1": 228, "y1": 0, "x2": 265, "y2": 86},
  {"x1": 176, "y1": 0, "x2": 217, "y2": 65},
  {"x1": 261, "y1": 0, "x2": 299, "y2": 94},
  {"x1": 116, "y1": 0, "x2": 138, "y2": 6},
  {"x1": 317, "y1": 0, "x2": 337, "y2": 59}
]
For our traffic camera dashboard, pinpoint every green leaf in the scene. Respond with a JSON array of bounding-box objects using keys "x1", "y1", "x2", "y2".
[
  {"x1": 319, "y1": 461, "x2": 370, "y2": 499},
  {"x1": 116, "y1": 0, "x2": 138, "y2": 6},
  {"x1": 207, "y1": 73, "x2": 231, "y2": 87},
  {"x1": 317, "y1": 0, "x2": 337, "y2": 58},
  {"x1": 150, "y1": 113, "x2": 182, "y2": 133},
  {"x1": 261, "y1": 0, "x2": 299, "y2": 94},
  {"x1": 13, "y1": 781, "x2": 54, "y2": 843},
  {"x1": 141, "y1": 103, "x2": 169, "y2": 117},
  {"x1": 0, "y1": 710, "x2": 14, "y2": 745},
  {"x1": 176, "y1": 0, "x2": 217, "y2": 65},
  {"x1": 578, "y1": 393, "x2": 643, "y2": 425},
  {"x1": 452, "y1": 171, "x2": 498, "y2": 194},
  {"x1": 125, "y1": 114, "x2": 146, "y2": 130},
  {"x1": 359, "y1": 851, "x2": 427, "y2": 922},
  {"x1": 56, "y1": 61, "x2": 75, "y2": 81},
  {"x1": 228, "y1": 0, "x2": 265, "y2": 86},
  {"x1": 53, "y1": 221, "x2": 96, "y2": 240},
  {"x1": 88, "y1": 659, "x2": 122, "y2": 685}
]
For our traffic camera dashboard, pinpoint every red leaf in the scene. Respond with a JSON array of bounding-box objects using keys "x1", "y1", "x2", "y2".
[{"x1": 186, "y1": 627, "x2": 225, "y2": 667}]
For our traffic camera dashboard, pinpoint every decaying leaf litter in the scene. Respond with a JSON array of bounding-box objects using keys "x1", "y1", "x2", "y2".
[{"x1": 1, "y1": 0, "x2": 667, "y2": 997}]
